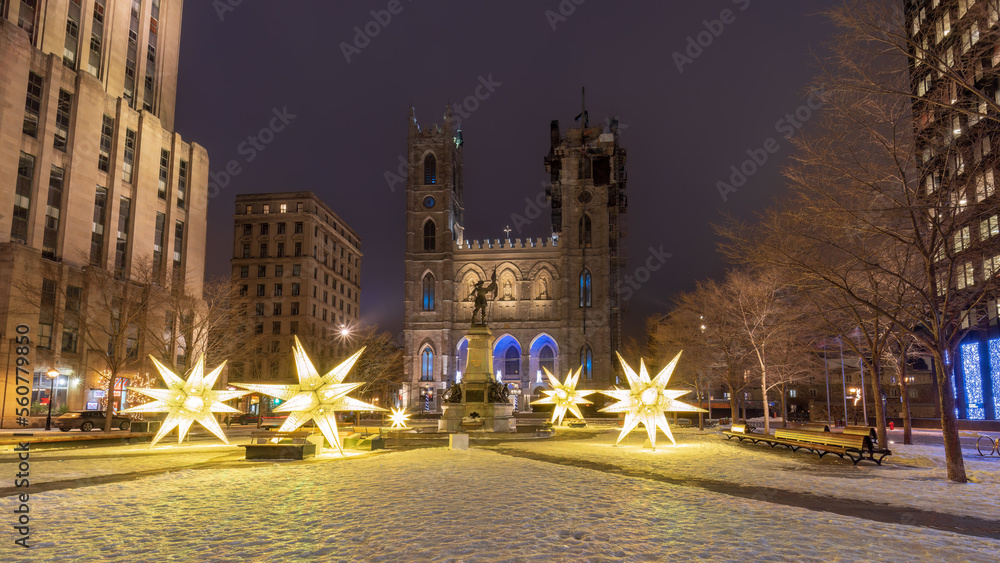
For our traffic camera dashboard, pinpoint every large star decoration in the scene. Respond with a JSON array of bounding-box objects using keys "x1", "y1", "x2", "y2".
[
  {"x1": 123, "y1": 355, "x2": 247, "y2": 447},
  {"x1": 599, "y1": 351, "x2": 706, "y2": 449},
  {"x1": 388, "y1": 407, "x2": 410, "y2": 429},
  {"x1": 233, "y1": 336, "x2": 385, "y2": 455},
  {"x1": 531, "y1": 367, "x2": 595, "y2": 425}
]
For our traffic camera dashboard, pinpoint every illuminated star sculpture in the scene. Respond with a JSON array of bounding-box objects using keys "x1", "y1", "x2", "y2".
[
  {"x1": 531, "y1": 367, "x2": 595, "y2": 425},
  {"x1": 388, "y1": 407, "x2": 410, "y2": 429},
  {"x1": 123, "y1": 356, "x2": 247, "y2": 447},
  {"x1": 233, "y1": 336, "x2": 385, "y2": 455},
  {"x1": 599, "y1": 351, "x2": 706, "y2": 449}
]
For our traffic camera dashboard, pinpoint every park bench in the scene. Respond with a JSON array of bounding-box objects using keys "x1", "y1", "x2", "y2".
[
  {"x1": 241, "y1": 431, "x2": 316, "y2": 460},
  {"x1": 796, "y1": 422, "x2": 830, "y2": 432},
  {"x1": 344, "y1": 427, "x2": 385, "y2": 451},
  {"x1": 842, "y1": 425, "x2": 878, "y2": 446},
  {"x1": 771, "y1": 429, "x2": 891, "y2": 465},
  {"x1": 722, "y1": 423, "x2": 760, "y2": 443}
]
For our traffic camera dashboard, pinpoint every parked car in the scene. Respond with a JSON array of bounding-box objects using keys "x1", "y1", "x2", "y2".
[
  {"x1": 229, "y1": 413, "x2": 260, "y2": 425},
  {"x1": 55, "y1": 411, "x2": 132, "y2": 432}
]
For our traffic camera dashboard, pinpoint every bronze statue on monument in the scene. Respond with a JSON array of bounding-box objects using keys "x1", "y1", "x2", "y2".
[{"x1": 470, "y1": 267, "x2": 498, "y2": 325}]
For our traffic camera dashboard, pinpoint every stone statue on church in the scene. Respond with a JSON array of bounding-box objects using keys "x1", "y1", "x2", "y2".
[{"x1": 470, "y1": 267, "x2": 498, "y2": 325}]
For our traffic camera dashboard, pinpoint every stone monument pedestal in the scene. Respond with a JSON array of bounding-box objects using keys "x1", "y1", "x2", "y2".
[{"x1": 438, "y1": 324, "x2": 516, "y2": 433}]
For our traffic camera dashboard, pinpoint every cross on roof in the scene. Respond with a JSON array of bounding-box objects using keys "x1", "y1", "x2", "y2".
[{"x1": 503, "y1": 225, "x2": 512, "y2": 239}]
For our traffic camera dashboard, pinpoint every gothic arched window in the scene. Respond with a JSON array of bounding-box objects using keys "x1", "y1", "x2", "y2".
[
  {"x1": 504, "y1": 345, "x2": 520, "y2": 377},
  {"x1": 422, "y1": 273, "x2": 435, "y2": 311},
  {"x1": 421, "y1": 347, "x2": 434, "y2": 381},
  {"x1": 423, "y1": 220, "x2": 436, "y2": 251},
  {"x1": 579, "y1": 268, "x2": 592, "y2": 308},
  {"x1": 539, "y1": 345, "x2": 555, "y2": 375},
  {"x1": 580, "y1": 345, "x2": 593, "y2": 380},
  {"x1": 424, "y1": 154, "x2": 437, "y2": 184},
  {"x1": 579, "y1": 214, "x2": 592, "y2": 248}
]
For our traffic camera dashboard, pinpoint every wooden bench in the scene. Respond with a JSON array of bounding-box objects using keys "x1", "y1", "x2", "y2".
[
  {"x1": 843, "y1": 426, "x2": 878, "y2": 446},
  {"x1": 723, "y1": 423, "x2": 760, "y2": 443},
  {"x1": 771, "y1": 429, "x2": 891, "y2": 465},
  {"x1": 241, "y1": 431, "x2": 316, "y2": 460},
  {"x1": 796, "y1": 423, "x2": 831, "y2": 432}
]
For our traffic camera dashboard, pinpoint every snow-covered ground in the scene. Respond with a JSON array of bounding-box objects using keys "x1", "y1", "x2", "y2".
[{"x1": 2, "y1": 427, "x2": 998, "y2": 561}]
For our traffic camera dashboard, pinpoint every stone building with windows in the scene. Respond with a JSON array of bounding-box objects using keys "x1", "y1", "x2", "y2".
[
  {"x1": 0, "y1": 0, "x2": 207, "y2": 425},
  {"x1": 230, "y1": 192, "x2": 362, "y2": 403},
  {"x1": 402, "y1": 106, "x2": 627, "y2": 411}
]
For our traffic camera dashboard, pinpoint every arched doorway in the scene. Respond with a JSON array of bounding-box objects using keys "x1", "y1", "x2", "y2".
[
  {"x1": 492, "y1": 334, "x2": 522, "y2": 382},
  {"x1": 528, "y1": 333, "x2": 559, "y2": 385}
]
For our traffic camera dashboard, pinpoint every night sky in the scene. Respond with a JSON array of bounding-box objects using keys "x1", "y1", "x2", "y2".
[{"x1": 174, "y1": 0, "x2": 841, "y2": 341}]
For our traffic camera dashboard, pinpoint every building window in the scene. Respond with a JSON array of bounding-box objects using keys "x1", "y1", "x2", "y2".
[
  {"x1": 277, "y1": 243, "x2": 284, "y2": 257},
  {"x1": 579, "y1": 214, "x2": 592, "y2": 248},
  {"x1": 239, "y1": 284, "x2": 248, "y2": 296},
  {"x1": 272, "y1": 322, "x2": 281, "y2": 334},
  {"x1": 275, "y1": 265, "x2": 283, "y2": 277},
  {"x1": 982, "y1": 215, "x2": 999, "y2": 241},
  {"x1": 98, "y1": 115, "x2": 114, "y2": 172},
  {"x1": 421, "y1": 348, "x2": 434, "y2": 381},
  {"x1": 54, "y1": 90, "x2": 72, "y2": 151},
  {"x1": 256, "y1": 284, "x2": 265, "y2": 297},
  {"x1": 11, "y1": 153, "x2": 35, "y2": 243},
  {"x1": 504, "y1": 346, "x2": 520, "y2": 378},
  {"x1": 539, "y1": 345, "x2": 555, "y2": 375},
  {"x1": 260, "y1": 223, "x2": 269, "y2": 235},
  {"x1": 23, "y1": 72, "x2": 43, "y2": 138},
  {"x1": 260, "y1": 243, "x2": 267, "y2": 257},
  {"x1": 255, "y1": 303, "x2": 264, "y2": 316},
  {"x1": 280, "y1": 203, "x2": 287, "y2": 213},
  {"x1": 263, "y1": 204, "x2": 270, "y2": 214},
  {"x1": 64, "y1": 1, "x2": 82, "y2": 68},
  {"x1": 115, "y1": 197, "x2": 131, "y2": 277},
  {"x1": 177, "y1": 160, "x2": 188, "y2": 209},
  {"x1": 18, "y1": 0, "x2": 38, "y2": 42},
  {"x1": 273, "y1": 303, "x2": 282, "y2": 316},
  {"x1": 294, "y1": 221, "x2": 303, "y2": 234},
  {"x1": 245, "y1": 204, "x2": 253, "y2": 214},
  {"x1": 957, "y1": 261, "x2": 975, "y2": 289},
  {"x1": 291, "y1": 283, "x2": 300, "y2": 296},
  {"x1": 579, "y1": 269, "x2": 592, "y2": 308},
  {"x1": 41, "y1": 166, "x2": 65, "y2": 260},
  {"x1": 581, "y1": 345, "x2": 593, "y2": 380},
  {"x1": 240, "y1": 266, "x2": 249, "y2": 278},
  {"x1": 290, "y1": 302, "x2": 299, "y2": 315},
  {"x1": 296, "y1": 202, "x2": 304, "y2": 212},
  {"x1": 158, "y1": 149, "x2": 169, "y2": 199},
  {"x1": 243, "y1": 224, "x2": 252, "y2": 236},
  {"x1": 242, "y1": 244, "x2": 251, "y2": 259},
  {"x1": 152, "y1": 212, "x2": 165, "y2": 275},
  {"x1": 423, "y1": 154, "x2": 437, "y2": 184},
  {"x1": 258, "y1": 265, "x2": 266, "y2": 277},
  {"x1": 123, "y1": 129, "x2": 137, "y2": 182},
  {"x1": 90, "y1": 186, "x2": 108, "y2": 264},
  {"x1": 422, "y1": 273, "x2": 435, "y2": 311},
  {"x1": 274, "y1": 284, "x2": 283, "y2": 297},
  {"x1": 292, "y1": 264, "x2": 301, "y2": 276},
  {"x1": 277, "y1": 222, "x2": 286, "y2": 234},
  {"x1": 423, "y1": 220, "x2": 436, "y2": 251},
  {"x1": 89, "y1": 1, "x2": 105, "y2": 77}
]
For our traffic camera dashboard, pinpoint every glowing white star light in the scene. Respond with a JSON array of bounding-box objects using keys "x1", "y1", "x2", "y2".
[
  {"x1": 388, "y1": 407, "x2": 410, "y2": 429},
  {"x1": 599, "y1": 351, "x2": 705, "y2": 449},
  {"x1": 234, "y1": 336, "x2": 385, "y2": 455},
  {"x1": 531, "y1": 367, "x2": 595, "y2": 425},
  {"x1": 123, "y1": 356, "x2": 248, "y2": 446}
]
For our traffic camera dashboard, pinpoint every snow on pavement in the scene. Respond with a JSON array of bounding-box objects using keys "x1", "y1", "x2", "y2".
[{"x1": 3, "y1": 442, "x2": 999, "y2": 562}]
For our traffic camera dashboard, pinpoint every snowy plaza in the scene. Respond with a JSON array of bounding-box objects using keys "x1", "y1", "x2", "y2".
[{"x1": 2, "y1": 425, "x2": 999, "y2": 562}]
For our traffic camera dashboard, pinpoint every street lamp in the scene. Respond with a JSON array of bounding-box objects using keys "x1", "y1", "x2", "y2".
[
  {"x1": 848, "y1": 387, "x2": 861, "y2": 426},
  {"x1": 44, "y1": 368, "x2": 59, "y2": 430}
]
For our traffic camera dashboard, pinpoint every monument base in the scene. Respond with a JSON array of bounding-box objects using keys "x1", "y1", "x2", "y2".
[{"x1": 438, "y1": 402, "x2": 515, "y2": 433}]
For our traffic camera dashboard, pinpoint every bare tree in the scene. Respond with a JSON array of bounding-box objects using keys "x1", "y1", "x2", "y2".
[{"x1": 646, "y1": 308, "x2": 719, "y2": 429}]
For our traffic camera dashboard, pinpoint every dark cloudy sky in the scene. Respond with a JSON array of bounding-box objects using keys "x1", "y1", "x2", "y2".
[{"x1": 174, "y1": 0, "x2": 841, "y2": 340}]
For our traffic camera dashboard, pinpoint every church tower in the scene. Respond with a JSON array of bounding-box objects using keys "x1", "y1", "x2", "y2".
[
  {"x1": 403, "y1": 107, "x2": 465, "y2": 401},
  {"x1": 545, "y1": 108, "x2": 628, "y2": 385}
]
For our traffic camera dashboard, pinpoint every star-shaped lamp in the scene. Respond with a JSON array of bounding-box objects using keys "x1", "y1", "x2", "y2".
[
  {"x1": 599, "y1": 351, "x2": 705, "y2": 449},
  {"x1": 233, "y1": 336, "x2": 385, "y2": 454},
  {"x1": 531, "y1": 367, "x2": 595, "y2": 425},
  {"x1": 123, "y1": 355, "x2": 248, "y2": 446},
  {"x1": 388, "y1": 407, "x2": 410, "y2": 429}
]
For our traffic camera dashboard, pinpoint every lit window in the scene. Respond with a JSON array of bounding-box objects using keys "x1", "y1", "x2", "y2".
[
  {"x1": 423, "y1": 220, "x2": 436, "y2": 251},
  {"x1": 580, "y1": 345, "x2": 593, "y2": 380},
  {"x1": 421, "y1": 348, "x2": 434, "y2": 381},
  {"x1": 579, "y1": 269, "x2": 592, "y2": 308},
  {"x1": 424, "y1": 154, "x2": 436, "y2": 184},
  {"x1": 422, "y1": 274, "x2": 435, "y2": 311}
]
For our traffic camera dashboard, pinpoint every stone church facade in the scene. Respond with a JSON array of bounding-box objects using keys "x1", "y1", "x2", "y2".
[{"x1": 402, "y1": 106, "x2": 627, "y2": 411}]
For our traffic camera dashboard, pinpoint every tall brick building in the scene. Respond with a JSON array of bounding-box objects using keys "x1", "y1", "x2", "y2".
[
  {"x1": 402, "y1": 106, "x2": 627, "y2": 410},
  {"x1": 0, "y1": 0, "x2": 208, "y2": 425},
  {"x1": 229, "y1": 192, "x2": 362, "y2": 398}
]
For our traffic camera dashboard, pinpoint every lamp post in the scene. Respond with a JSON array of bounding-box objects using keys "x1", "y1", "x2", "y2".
[{"x1": 44, "y1": 368, "x2": 59, "y2": 430}]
